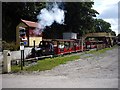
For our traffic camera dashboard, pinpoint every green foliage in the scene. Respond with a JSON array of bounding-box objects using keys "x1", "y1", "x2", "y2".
[
  {"x1": 3, "y1": 2, "x2": 115, "y2": 42},
  {"x1": 93, "y1": 19, "x2": 116, "y2": 35},
  {"x1": 64, "y1": 2, "x2": 99, "y2": 35},
  {"x1": 2, "y1": 41, "x2": 19, "y2": 51},
  {"x1": 111, "y1": 31, "x2": 116, "y2": 36},
  {"x1": 2, "y1": 2, "x2": 45, "y2": 42},
  {"x1": 3, "y1": 2, "x2": 99, "y2": 41},
  {"x1": 44, "y1": 2, "x2": 99, "y2": 38},
  {"x1": 118, "y1": 33, "x2": 120, "y2": 42}
]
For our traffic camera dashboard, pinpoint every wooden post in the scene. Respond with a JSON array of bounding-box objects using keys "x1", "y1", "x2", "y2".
[
  {"x1": 21, "y1": 50, "x2": 23, "y2": 70},
  {"x1": 81, "y1": 37, "x2": 84, "y2": 52},
  {"x1": 23, "y1": 50, "x2": 25, "y2": 66}
]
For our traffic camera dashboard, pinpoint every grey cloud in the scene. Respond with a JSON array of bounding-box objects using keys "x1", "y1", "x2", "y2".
[{"x1": 97, "y1": 3, "x2": 118, "y2": 19}]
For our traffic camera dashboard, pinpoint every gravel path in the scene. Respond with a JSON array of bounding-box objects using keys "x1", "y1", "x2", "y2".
[{"x1": 1, "y1": 47, "x2": 119, "y2": 88}]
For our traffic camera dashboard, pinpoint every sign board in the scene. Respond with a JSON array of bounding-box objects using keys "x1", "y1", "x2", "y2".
[
  {"x1": 24, "y1": 41, "x2": 28, "y2": 45},
  {"x1": 19, "y1": 27, "x2": 26, "y2": 39},
  {"x1": 20, "y1": 42, "x2": 24, "y2": 50},
  {"x1": 20, "y1": 46, "x2": 24, "y2": 50},
  {"x1": 22, "y1": 36, "x2": 27, "y2": 41}
]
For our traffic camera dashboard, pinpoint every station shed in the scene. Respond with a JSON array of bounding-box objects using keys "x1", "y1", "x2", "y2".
[
  {"x1": 16, "y1": 19, "x2": 42, "y2": 47},
  {"x1": 83, "y1": 32, "x2": 116, "y2": 48}
]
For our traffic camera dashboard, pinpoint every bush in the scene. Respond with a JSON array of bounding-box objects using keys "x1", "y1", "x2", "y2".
[{"x1": 2, "y1": 41, "x2": 19, "y2": 51}]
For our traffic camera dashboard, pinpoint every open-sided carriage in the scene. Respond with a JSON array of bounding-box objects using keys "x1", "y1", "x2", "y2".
[
  {"x1": 85, "y1": 40, "x2": 106, "y2": 50},
  {"x1": 30, "y1": 39, "x2": 86, "y2": 58}
]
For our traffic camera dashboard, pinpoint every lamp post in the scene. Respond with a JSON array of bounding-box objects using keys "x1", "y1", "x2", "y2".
[
  {"x1": 33, "y1": 40, "x2": 35, "y2": 48},
  {"x1": 33, "y1": 36, "x2": 36, "y2": 48}
]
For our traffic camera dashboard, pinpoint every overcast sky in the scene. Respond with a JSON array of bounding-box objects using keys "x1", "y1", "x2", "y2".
[{"x1": 93, "y1": 0, "x2": 119, "y2": 35}]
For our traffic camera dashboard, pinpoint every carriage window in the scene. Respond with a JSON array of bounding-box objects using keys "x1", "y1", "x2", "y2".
[
  {"x1": 64, "y1": 42, "x2": 69, "y2": 47},
  {"x1": 70, "y1": 42, "x2": 74, "y2": 47},
  {"x1": 53, "y1": 41, "x2": 57, "y2": 47},
  {"x1": 58, "y1": 42, "x2": 64, "y2": 49},
  {"x1": 64, "y1": 42, "x2": 70, "y2": 50}
]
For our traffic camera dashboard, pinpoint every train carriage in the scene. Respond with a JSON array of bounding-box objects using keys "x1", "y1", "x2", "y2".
[
  {"x1": 29, "y1": 38, "x2": 108, "y2": 58},
  {"x1": 53, "y1": 39, "x2": 75, "y2": 55},
  {"x1": 85, "y1": 40, "x2": 105, "y2": 50},
  {"x1": 30, "y1": 39, "x2": 85, "y2": 58}
]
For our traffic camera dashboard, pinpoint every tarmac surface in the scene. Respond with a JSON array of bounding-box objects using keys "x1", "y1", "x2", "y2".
[{"x1": 1, "y1": 46, "x2": 119, "y2": 88}]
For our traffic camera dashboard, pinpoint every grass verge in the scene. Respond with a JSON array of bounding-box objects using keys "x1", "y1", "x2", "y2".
[
  {"x1": 11, "y1": 45, "x2": 117, "y2": 72},
  {"x1": 11, "y1": 65, "x2": 22, "y2": 73},
  {"x1": 85, "y1": 46, "x2": 117, "y2": 55},
  {"x1": 12, "y1": 55, "x2": 80, "y2": 72}
]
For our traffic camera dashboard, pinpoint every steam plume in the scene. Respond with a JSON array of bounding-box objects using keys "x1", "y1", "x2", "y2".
[{"x1": 36, "y1": 2, "x2": 65, "y2": 33}]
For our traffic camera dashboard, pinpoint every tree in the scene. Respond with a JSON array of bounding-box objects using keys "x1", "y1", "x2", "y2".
[
  {"x1": 111, "y1": 31, "x2": 116, "y2": 36},
  {"x1": 118, "y1": 34, "x2": 120, "y2": 42},
  {"x1": 64, "y1": 2, "x2": 99, "y2": 36},
  {"x1": 94, "y1": 19, "x2": 116, "y2": 36},
  {"x1": 43, "y1": 2, "x2": 99, "y2": 38},
  {"x1": 94, "y1": 19, "x2": 112, "y2": 32},
  {"x1": 2, "y1": 2, "x2": 45, "y2": 42},
  {"x1": 2, "y1": 2, "x2": 101, "y2": 41}
]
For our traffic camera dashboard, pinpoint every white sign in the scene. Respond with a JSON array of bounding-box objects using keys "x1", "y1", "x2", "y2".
[
  {"x1": 20, "y1": 46, "x2": 24, "y2": 50},
  {"x1": 19, "y1": 27, "x2": 25, "y2": 30}
]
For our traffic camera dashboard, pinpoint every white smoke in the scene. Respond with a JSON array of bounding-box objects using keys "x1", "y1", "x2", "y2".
[{"x1": 37, "y1": 2, "x2": 65, "y2": 30}]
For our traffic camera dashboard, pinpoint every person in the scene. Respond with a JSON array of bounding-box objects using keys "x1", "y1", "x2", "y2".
[
  {"x1": 31, "y1": 48, "x2": 36, "y2": 57},
  {"x1": 45, "y1": 42, "x2": 49, "y2": 48},
  {"x1": 49, "y1": 42, "x2": 54, "y2": 55},
  {"x1": 39, "y1": 41, "x2": 43, "y2": 48},
  {"x1": 58, "y1": 43, "x2": 64, "y2": 52}
]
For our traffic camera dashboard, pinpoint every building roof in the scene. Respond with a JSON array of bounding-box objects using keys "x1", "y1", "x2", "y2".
[
  {"x1": 84, "y1": 32, "x2": 116, "y2": 38},
  {"x1": 21, "y1": 19, "x2": 39, "y2": 28}
]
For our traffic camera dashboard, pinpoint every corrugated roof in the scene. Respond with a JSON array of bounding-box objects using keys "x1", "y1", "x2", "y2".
[{"x1": 21, "y1": 19, "x2": 39, "y2": 28}]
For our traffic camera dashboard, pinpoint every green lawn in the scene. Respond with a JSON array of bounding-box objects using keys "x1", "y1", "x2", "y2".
[
  {"x1": 25, "y1": 55, "x2": 80, "y2": 71},
  {"x1": 12, "y1": 55, "x2": 80, "y2": 72},
  {"x1": 85, "y1": 46, "x2": 116, "y2": 55}
]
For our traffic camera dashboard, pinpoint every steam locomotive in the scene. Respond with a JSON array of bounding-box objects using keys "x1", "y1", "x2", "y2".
[{"x1": 29, "y1": 39, "x2": 105, "y2": 58}]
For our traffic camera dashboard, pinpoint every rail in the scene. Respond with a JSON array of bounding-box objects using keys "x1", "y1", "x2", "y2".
[{"x1": 11, "y1": 55, "x2": 53, "y2": 65}]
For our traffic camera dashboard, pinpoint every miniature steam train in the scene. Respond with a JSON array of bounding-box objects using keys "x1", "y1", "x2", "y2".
[{"x1": 29, "y1": 39, "x2": 106, "y2": 58}]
